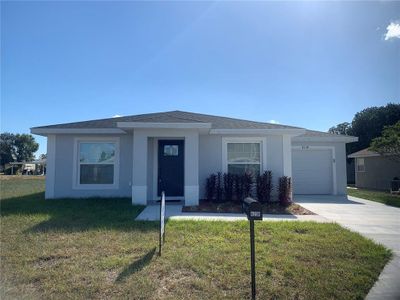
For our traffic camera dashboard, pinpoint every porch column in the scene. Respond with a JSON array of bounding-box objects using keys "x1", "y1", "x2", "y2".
[
  {"x1": 132, "y1": 131, "x2": 148, "y2": 205},
  {"x1": 282, "y1": 135, "x2": 293, "y2": 199},
  {"x1": 184, "y1": 132, "x2": 199, "y2": 206},
  {"x1": 282, "y1": 135, "x2": 292, "y2": 178},
  {"x1": 45, "y1": 134, "x2": 56, "y2": 199}
]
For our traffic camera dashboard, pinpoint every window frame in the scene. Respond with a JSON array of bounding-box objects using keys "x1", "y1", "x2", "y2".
[
  {"x1": 222, "y1": 137, "x2": 267, "y2": 175},
  {"x1": 73, "y1": 137, "x2": 120, "y2": 190},
  {"x1": 356, "y1": 157, "x2": 365, "y2": 172}
]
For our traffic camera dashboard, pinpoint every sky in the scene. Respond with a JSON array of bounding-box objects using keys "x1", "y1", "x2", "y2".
[{"x1": 1, "y1": 1, "x2": 400, "y2": 156}]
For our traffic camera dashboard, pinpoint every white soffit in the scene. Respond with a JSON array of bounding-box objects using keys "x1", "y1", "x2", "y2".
[
  {"x1": 30, "y1": 128, "x2": 127, "y2": 136},
  {"x1": 209, "y1": 128, "x2": 306, "y2": 136},
  {"x1": 293, "y1": 136, "x2": 358, "y2": 143}
]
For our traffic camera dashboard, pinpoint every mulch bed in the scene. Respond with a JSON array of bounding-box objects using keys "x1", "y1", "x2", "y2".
[{"x1": 182, "y1": 200, "x2": 315, "y2": 215}]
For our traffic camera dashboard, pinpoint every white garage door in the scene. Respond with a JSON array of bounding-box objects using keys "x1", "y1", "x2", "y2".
[{"x1": 292, "y1": 149, "x2": 333, "y2": 194}]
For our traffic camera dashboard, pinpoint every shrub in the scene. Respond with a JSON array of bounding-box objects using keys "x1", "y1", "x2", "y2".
[
  {"x1": 223, "y1": 173, "x2": 234, "y2": 201},
  {"x1": 243, "y1": 172, "x2": 254, "y2": 198},
  {"x1": 234, "y1": 174, "x2": 244, "y2": 203},
  {"x1": 256, "y1": 171, "x2": 273, "y2": 203},
  {"x1": 205, "y1": 174, "x2": 216, "y2": 201},
  {"x1": 216, "y1": 172, "x2": 223, "y2": 203},
  {"x1": 278, "y1": 176, "x2": 292, "y2": 206}
]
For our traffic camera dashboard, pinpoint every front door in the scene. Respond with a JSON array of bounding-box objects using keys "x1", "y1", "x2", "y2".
[{"x1": 158, "y1": 140, "x2": 184, "y2": 197}]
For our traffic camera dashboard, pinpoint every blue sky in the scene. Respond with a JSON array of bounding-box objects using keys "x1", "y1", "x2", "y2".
[{"x1": 1, "y1": 1, "x2": 399, "y2": 156}]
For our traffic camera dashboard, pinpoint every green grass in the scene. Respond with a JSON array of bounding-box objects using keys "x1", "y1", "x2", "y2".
[
  {"x1": 347, "y1": 187, "x2": 400, "y2": 208},
  {"x1": 1, "y1": 177, "x2": 392, "y2": 299}
]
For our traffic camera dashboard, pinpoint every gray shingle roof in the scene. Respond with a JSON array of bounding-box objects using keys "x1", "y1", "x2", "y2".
[
  {"x1": 348, "y1": 148, "x2": 380, "y2": 158},
  {"x1": 32, "y1": 110, "x2": 302, "y2": 130},
  {"x1": 298, "y1": 130, "x2": 342, "y2": 138},
  {"x1": 31, "y1": 110, "x2": 355, "y2": 140}
]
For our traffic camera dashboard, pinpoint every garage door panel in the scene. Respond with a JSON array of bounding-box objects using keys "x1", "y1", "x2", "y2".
[{"x1": 292, "y1": 149, "x2": 333, "y2": 194}]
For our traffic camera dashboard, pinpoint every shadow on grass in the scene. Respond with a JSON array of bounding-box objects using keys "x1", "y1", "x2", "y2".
[
  {"x1": 116, "y1": 247, "x2": 156, "y2": 282},
  {"x1": 1, "y1": 192, "x2": 158, "y2": 233}
]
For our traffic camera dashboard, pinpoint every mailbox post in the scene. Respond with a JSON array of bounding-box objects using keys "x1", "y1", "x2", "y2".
[
  {"x1": 159, "y1": 191, "x2": 166, "y2": 256},
  {"x1": 242, "y1": 197, "x2": 263, "y2": 300}
]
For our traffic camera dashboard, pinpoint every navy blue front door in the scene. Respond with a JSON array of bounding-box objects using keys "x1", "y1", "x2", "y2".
[{"x1": 158, "y1": 140, "x2": 184, "y2": 197}]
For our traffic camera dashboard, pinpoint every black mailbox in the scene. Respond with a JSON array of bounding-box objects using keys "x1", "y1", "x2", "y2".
[{"x1": 242, "y1": 197, "x2": 263, "y2": 221}]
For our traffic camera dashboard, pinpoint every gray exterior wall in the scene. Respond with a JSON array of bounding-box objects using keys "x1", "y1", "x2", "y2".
[
  {"x1": 52, "y1": 134, "x2": 132, "y2": 198},
  {"x1": 292, "y1": 141, "x2": 348, "y2": 195},
  {"x1": 355, "y1": 156, "x2": 400, "y2": 191},
  {"x1": 48, "y1": 133, "x2": 348, "y2": 199}
]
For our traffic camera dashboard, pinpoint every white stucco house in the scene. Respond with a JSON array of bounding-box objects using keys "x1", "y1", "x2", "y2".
[{"x1": 31, "y1": 111, "x2": 358, "y2": 205}]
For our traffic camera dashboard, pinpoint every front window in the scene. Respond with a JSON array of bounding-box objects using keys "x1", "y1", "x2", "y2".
[
  {"x1": 79, "y1": 142, "x2": 116, "y2": 184},
  {"x1": 356, "y1": 158, "x2": 365, "y2": 172},
  {"x1": 227, "y1": 142, "x2": 261, "y2": 175}
]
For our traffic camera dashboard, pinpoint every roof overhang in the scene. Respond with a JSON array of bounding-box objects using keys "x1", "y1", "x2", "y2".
[
  {"x1": 209, "y1": 128, "x2": 306, "y2": 136},
  {"x1": 30, "y1": 128, "x2": 126, "y2": 136},
  {"x1": 117, "y1": 122, "x2": 212, "y2": 130},
  {"x1": 293, "y1": 136, "x2": 358, "y2": 143},
  {"x1": 348, "y1": 152, "x2": 380, "y2": 158}
]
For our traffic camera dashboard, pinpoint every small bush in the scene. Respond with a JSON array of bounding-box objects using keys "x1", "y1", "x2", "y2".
[
  {"x1": 223, "y1": 173, "x2": 234, "y2": 201},
  {"x1": 216, "y1": 172, "x2": 223, "y2": 203},
  {"x1": 234, "y1": 174, "x2": 244, "y2": 203},
  {"x1": 279, "y1": 176, "x2": 292, "y2": 206},
  {"x1": 243, "y1": 172, "x2": 254, "y2": 198},
  {"x1": 206, "y1": 174, "x2": 216, "y2": 201},
  {"x1": 256, "y1": 171, "x2": 273, "y2": 203},
  {"x1": 206, "y1": 172, "x2": 256, "y2": 203}
]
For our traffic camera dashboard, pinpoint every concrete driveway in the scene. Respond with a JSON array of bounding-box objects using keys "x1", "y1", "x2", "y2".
[{"x1": 295, "y1": 195, "x2": 400, "y2": 300}]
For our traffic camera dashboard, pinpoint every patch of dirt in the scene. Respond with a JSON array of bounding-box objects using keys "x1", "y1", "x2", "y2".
[
  {"x1": 34, "y1": 255, "x2": 70, "y2": 269},
  {"x1": 105, "y1": 270, "x2": 119, "y2": 283},
  {"x1": 294, "y1": 228, "x2": 310, "y2": 234},
  {"x1": 182, "y1": 200, "x2": 315, "y2": 215},
  {"x1": 153, "y1": 269, "x2": 200, "y2": 299}
]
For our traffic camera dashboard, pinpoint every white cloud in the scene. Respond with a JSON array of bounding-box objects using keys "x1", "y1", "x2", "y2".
[
  {"x1": 384, "y1": 22, "x2": 400, "y2": 41},
  {"x1": 112, "y1": 114, "x2": 122, "y2": 118},
  {"x1": 268, "y1": 119, "x2": 279, "y2": 124}
]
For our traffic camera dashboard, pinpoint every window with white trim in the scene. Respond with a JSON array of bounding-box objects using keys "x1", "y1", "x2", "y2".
[
  {"x1": 356, "y1": 158, "x2": 365, "y2": 172},
  {"x1": 226, "y1": 142, "x2": 261, "y2": 175},
  {"x1": 78, "y1": 142, "x2": 116, "y2": 184}
]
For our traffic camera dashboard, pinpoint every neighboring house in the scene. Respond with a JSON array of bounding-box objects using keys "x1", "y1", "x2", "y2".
[
  {"x1": 7, "y1": 159, "x2": 46, "y2": 175},
  {"x1": 31, "y1": 110, "x2": 357, "y2": 205},
  {"x1": 348, "y1": 148, "x2": 400, "y2": 191}
]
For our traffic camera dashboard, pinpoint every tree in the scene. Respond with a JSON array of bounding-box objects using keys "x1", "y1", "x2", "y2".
[
  {"x1": 0, "y1": 133, "x2": 39, "y2": 166},
  {"x1": 329, "y1": 103, "x2": 400, "y2": 155},
  {"x1": 14, "y1": 134, "x2": 39, "y2": 162},
  {"x1": 0, "y1": 133, "x2": 16, "y2": 166},
  {"x1": 348, "y1": 103, "x2": 400, "y2": 154},
  {"x1": 370, "y1": 121, "x2": 400, "y2": 162},
  {"x1": 39, "y1": 154, "x2": 47, "y2": 160},
  {"x1": 328, "y1": 122, "x2": 351, "y2": 135}
]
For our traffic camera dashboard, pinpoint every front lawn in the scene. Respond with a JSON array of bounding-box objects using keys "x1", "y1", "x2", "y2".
[
  {"x1": 347, "y1": 187, "x2": 400, "y2": 208},
  {"x1": 1, "y1": 177, "x2": 392, "y2": 299}
]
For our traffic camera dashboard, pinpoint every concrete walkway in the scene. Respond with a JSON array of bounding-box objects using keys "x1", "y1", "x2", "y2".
[
  {"x1": 135, "y1": 203, "x2": 328, "y2": 222},
  {"x1": 295, "y1": 195, "x2": 400, "y2": 300}
]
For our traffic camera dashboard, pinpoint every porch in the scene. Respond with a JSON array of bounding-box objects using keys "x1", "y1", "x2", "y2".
[{"x1": 125, "y1": 126, "x2": 208, "y2": 206}]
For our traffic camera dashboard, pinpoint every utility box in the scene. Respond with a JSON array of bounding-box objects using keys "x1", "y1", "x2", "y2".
[{"x1": 242, "y1": 197, "x2": 263, "y2": 221}]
